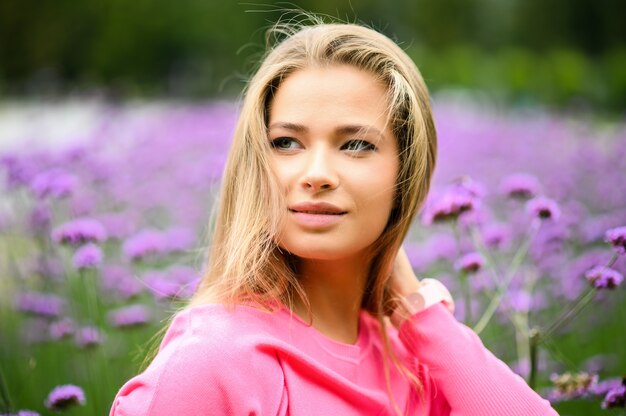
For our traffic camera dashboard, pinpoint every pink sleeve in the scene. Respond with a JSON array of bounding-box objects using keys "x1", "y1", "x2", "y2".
[
  {"x1": 109, "y1": 315, "x2": 286, "y2": 416},
  {"x1": 398, "y1": 303, "x2": 558, "y2": 416}
]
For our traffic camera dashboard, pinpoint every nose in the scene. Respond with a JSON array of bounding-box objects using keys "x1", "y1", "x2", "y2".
[{"x1": 300, "y1": 145, "x2": 339, "y2": 192}]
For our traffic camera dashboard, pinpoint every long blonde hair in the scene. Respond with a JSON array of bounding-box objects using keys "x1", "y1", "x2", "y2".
[{"x1": 189, "y1": 15, "x2": 437, "y2": 410}]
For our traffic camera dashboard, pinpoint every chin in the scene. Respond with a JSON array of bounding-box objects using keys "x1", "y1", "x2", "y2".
[
  {"x1": 279, "y1": 246, "x2": 338, "y2": 261},
  {"x1": 278, "y1": 239, "x2": 371, "y2": 262}
]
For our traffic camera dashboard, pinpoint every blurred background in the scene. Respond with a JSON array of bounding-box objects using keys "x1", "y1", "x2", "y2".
[
  {"x1": 1, "y1": 1, "x2": 625, "y2": 415},
  {"x1": 1, "y1": 0, "x2": 625, "y2": 111}
]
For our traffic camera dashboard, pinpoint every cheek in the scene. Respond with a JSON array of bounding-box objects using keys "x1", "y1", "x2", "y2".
[
  {"x1": 375, "y1": 167, "x2": 400, "y2": 225},
  {"x1": 356, "y1": 175, "x2": 397, "y2": 222},
  {"x1": 270, "y1": 160, "x2": 293, "y2": 191}
]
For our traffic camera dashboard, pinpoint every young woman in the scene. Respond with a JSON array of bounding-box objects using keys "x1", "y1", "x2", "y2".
[{"x1": 110, "y1": 21, "x2": 558, "y2": 415}]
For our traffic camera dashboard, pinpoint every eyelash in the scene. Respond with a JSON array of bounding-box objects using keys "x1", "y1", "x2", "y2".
[
  {"x1": 341, "y1": 139, "x2": 377, "y2": 152},
  {"x1": 270, "y1": 137, "x2": 300, "y2": 150},
  {"x1": 269, "y1": 137, "x2": 377, "y2": 153}
]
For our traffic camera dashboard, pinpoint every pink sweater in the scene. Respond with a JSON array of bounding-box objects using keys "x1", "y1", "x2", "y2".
[{"x1": 110, "y1": 302, "x2": 558, "y2": 415}]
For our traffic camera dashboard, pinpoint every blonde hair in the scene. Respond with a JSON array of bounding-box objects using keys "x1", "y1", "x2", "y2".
[{"x1": 189, "y1": 16, "x2": 437, "y2": 411}]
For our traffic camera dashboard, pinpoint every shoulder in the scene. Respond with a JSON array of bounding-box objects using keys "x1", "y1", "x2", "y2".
[
  {"x1": 111, "y1": 304, "x2": 286, "y2": 416},
  {"x1": 156, "y1": 303, "x2": 288, "y2": 379},
  {"x1": 162, "y1": 303, "x2": 284, "y2": 350}
]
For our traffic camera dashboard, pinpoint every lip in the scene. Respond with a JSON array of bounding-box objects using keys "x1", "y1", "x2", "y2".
[
  {"x1": 289, "y1": 201, "x2": 347, "y2": 215},
  {"x1": 289, "y1": 201, "x2": 347, "y2": 228}
]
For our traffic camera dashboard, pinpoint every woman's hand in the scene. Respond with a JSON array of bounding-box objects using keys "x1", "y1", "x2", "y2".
[
  {"x1": 389, "y1": 246, "x2": 456, "y2": 317},
  {"x1": 389, "y1": 245, "x2": 422, "y2": 297}
]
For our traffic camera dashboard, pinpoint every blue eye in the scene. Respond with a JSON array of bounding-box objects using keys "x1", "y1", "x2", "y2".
[
  {"x1": 270, "y1": 137, "x2": 300, "y2": 150},
  {"x1": 342, "y1": 140, "x2": 376, "y2": 152}
]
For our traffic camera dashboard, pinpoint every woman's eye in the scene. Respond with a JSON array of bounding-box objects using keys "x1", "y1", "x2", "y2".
[
  {"x1": 270, "y1": 137, "x2": 300, "y2": 150},
  {"x1": 342, "y1": 139, "x2": 376, "y2": 153}
]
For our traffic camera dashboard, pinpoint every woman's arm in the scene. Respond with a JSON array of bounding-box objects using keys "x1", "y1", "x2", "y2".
[
  {"x1": 109, "y1": 310, "x2": 286, "y2": 416},
  {"x1": 390, "y1": 247, "x2": 558, "y2": 416}
]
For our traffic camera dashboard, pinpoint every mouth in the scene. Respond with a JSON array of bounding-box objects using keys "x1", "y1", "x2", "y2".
[
  {"x1": 288, "y1": 209, "x2": 346, "y2": 215},
  {"x1": 288, "y1": 201, "x2": 348, "y2": 215},
  {"x1": 288, "y1": 203, "x2": 348, "y2": 228}
]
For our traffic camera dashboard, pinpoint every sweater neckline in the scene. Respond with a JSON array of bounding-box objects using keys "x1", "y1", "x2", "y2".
[{"x1": 277, "y1": 305, "x2": 372, "y2": 361}]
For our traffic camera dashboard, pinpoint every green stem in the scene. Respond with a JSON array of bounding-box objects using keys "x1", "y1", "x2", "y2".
[
  {"x1": 79, "y1": 268, "x2": 103, "y2": 326},
  {"x1": 451, "y1": 219, "x2": 462, "y2": 258},
  {"x1": 452, "y1": 221, "x2": 473, "y2": 325},
  {"x1": 460, "y1": 273, "x2": 473, "y2": 325},
  {"x1": 514, "y1": 270, "x2": 539, "y2": 367},
  {"x1": 473, "y1": 222, "x2": 538, "y2": 334},
  {"x1": 529, "y1": 327, "x2": 540, "y2": 390},
  {"x1": 512, "y1": 312, "x2": 529, "y2": 366},
  {"x1": 541, "y1": 288, "x2": 597, "y2": 341},
  {"x1": 0, "y1": 365, "x2": 13, "y2": 413},
  {"x1": 469, "y1": 226, "x2": 502, "y2": 287}
]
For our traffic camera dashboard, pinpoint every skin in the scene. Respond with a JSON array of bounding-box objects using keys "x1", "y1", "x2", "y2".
[{"x1": 268, "y1": 64, "x2": 421, "y2": 343}]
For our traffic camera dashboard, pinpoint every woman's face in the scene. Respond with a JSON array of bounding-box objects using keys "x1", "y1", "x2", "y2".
[{"x1": 268, "y1": 64, "x2": 399, "y2": 261}]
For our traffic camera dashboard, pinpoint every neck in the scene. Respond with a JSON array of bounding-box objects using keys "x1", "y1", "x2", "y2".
[{"x1": 292, "y1": 251, "x2": 372, "y2": 344}]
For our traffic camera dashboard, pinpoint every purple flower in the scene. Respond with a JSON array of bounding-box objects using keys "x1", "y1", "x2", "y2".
[
  {"x1": 144, "y1": 272, "x2": 183, "y2": 300},
  {"x1": 589, "y1": 377, "x2": 624, "y2": 396},
  {"x1": 500, "y1": 173, "x2": 541, "y2": 199},
  {"x1": 108, "y1": 304, "x2": 151, "y2": 328},
  {"x1": 585, "y1": 265, "x2": 624, "y2": 289},
  {"x1": 423, "y1": 190, "x2": 476, "y2": 224},
  {"x1": 121, "y1": 227, "x2": 196, "y2": 260},
  {"x1": 49, "y1": 318, "x2": 75, "y2": 340},
  {"x1": 44, "y1": 384, "x2": 85, "y2": 410},
  {"x1": 75, "y1": 326, "x2": 103, "y2": 348},
  {"x1": 546, "y1": 371, "x2": 598, "y2": 403},
  {"x1": 453, "y1": 176, "x2": 486, "y2": 199},
  {"x1": 605, "y1": 226, "x2": 626, "y2": 255},
  {"x1": 30, "y1": 168, "x2": 77, "y2": 199},
  {"x1": 51, "y1": 218, "x2": 107, "y2": 246},
  {"x1": 1, "y1": 154, "x2": 36, "y2": 188},
  {"x1": 96, "y1": 212, "x2": 136, "y2": 239},
  {"x1": 15, "y1": 292, "x2": 64, "y2": 318},
  {"x1": 602, "y1": 384, "x2": 626, "y2": 409},
  {"x1": 454, "y1": 252, "x2": 485, "y2": 273},
  {"x1": 28, "y1": 203, "x2": 52, "y2": 234},
  {"x1": 481, "y1": 224, "x2": 511, "y2": 249},
  {"x1": 560, "y1": 250, "x2": 607, "y2": 300},
  {"x1": 143, "y1": 266, "x2": 199, "y2": 300},
  {"x1": 168, "y1": 265, "x2": 200, "y2": 284},
  {"x1": 72, "y1": 243, "x2": 103, "y2": 270},
  {"x1": 526, "y1": 196, "x2": 561, "y2": 221},
  {"x1": 122, "y1": 229, "x2": 167, "y2": 261},
  {"x1": 530, "y1": 223, "x2": 570, "y2": 269},
  {"x1": 115, "y1": 278, "x2": 144, "y2": 299},
  {"x1": 101, "y1": 265, "x2": 143, "y2": 299},
  {"x1": 0, "y1": 411, "x2": 40, "y2": 416},
  {"x1": 163, "y1": 227, "x2": 196, "y2": 252},
  {"x1": 168, "y1": 265, "x2": 201, "y2": 298}
]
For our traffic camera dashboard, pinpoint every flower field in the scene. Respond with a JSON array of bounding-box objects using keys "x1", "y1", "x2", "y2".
[{"x1": 0, "y1": 98, "x2": 624, "y2": 415}]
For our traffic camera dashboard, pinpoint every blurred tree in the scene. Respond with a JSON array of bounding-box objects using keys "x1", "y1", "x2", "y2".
[{"x1": 0, "y1": 0, "x2": 624, "y2": 109}]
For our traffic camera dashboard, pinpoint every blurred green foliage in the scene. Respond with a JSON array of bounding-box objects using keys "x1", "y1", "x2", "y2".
[{"x1": 0, "y1": 0, "x2": 625, "y2": 110}]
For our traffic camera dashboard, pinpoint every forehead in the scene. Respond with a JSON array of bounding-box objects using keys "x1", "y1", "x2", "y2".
[{"x1": 268, "y1": 65, "x2": 392, "y2": 134}]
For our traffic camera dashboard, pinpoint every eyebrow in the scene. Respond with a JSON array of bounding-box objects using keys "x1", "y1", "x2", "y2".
[{"x1": 268, "y1": 122, "x2": 385, "y2": 139}]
